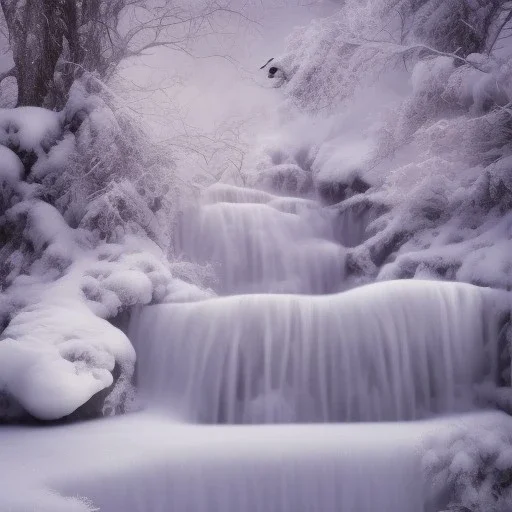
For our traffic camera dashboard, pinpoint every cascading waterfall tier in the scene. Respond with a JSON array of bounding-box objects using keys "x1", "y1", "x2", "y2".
[
  {"x1": 174, "y1": 184, "x2": 353, "y2": 295},
  {"x1": 129, "y1": 279, "x2": 505, "y2": 424}
]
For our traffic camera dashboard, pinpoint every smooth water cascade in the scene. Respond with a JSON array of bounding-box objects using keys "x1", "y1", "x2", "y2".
[
  {"x1": 3, "y1": 414, "x2": 437, "y2": 512},
  {"x1": 4, "y1": 184, "x2": 509, "y2": 512},
  {"x1": 175, "y1": 184, "x2": 349, "y2": 294},
  {"x1": 129, "y1": 280, "x2": 501, "y2": 423}
]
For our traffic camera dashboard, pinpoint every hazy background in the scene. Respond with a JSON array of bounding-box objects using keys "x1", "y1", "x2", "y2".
[{"x1": 118, "y1": 1, "x2": 338, "y2": 141}]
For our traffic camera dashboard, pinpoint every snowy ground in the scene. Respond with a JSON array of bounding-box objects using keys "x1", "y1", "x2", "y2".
[{"x1": 2, "y1": 410, "x2": 509, "y2": 512}]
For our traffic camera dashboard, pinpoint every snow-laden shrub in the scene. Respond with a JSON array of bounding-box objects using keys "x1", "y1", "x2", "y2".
[
  {"x1": 423, "y1": 414, "x2": 512, "y2": 512},
  {"x1": 0, "y1": 76, "x2": 212, "y2": 421},
  {"x1": 257, "y1": 0, "x2": 512, "y2": 291},
  {"x1": 29, "y1": 79, "x2": 177, "y2": 250}
]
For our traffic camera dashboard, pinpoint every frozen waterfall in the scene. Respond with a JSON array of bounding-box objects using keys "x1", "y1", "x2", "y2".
[
  {"x1": 175, "y1": 184, "x2": 350, "y2": 294},
  {"x1": 4, "y1": 183, "x2": 510, "y2": 512},
  {"x1": 129, "y1": 280, "x2": 503, "y2": 423}
]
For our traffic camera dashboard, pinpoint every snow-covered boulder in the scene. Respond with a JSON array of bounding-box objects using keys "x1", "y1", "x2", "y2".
[{"x1": 0, "y1": 301, "x2": 134, "y2": 421}]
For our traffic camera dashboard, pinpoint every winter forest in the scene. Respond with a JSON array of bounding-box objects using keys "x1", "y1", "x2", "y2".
[{"x1": 1, "y1": 0, "x2": 512, "y2": 510}]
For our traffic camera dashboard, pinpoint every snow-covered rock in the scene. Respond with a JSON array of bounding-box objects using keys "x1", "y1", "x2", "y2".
[{"x1": 0, "y1": 301, "x2": 134, "y2": 420}]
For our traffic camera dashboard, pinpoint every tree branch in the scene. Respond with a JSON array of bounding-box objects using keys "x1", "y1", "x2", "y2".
[
  {"x1": 0, "y1": 65, "x2": 16, "y2": 83},
  {"x1": 488, "y1": 8, "x2": 512, "y2": 54}
]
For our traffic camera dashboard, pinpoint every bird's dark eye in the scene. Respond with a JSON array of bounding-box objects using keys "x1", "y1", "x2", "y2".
[{"x1": 269, "y1": 67, "x2": 278, "y2": 75}]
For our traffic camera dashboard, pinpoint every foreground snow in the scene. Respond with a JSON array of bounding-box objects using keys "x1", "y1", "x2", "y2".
[{"x1": 2, "y1": 410, "x2": 508, "y2": 512}]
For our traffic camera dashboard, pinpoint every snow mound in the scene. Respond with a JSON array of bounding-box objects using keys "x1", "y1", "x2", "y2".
[
  {"x1": 0, "y1": 107, "x2": 62, "y2": 156},
  {"x1": 0, "y1": 301, "x2": 134, "y2": 420},
  {"x1": 0, "y1": 146, "x2": 24, "y2": 186}
]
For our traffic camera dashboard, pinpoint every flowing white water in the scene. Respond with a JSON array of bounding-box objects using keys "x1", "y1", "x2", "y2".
[
  {"x1": 3, "y1": 183, "x2": 509, "y2": 512},
  {"x1": 56, "y1": 417, "x2": 426, "y2": 512},
  {"x1": 0, "y1": 413, "x2": 429, "y2": 512},
  {"x1": 175, "y1": 184, "x2": 348, "y2": 294},
  {"x1": 129, "y1": 280, "x2": 502, "y2": 423},
  {"x1": 2, "y1": 411, "x2": 510, "y2": 512},
  {"x1": 118, "y1": 182, "x2": 508, "y2": 511}
]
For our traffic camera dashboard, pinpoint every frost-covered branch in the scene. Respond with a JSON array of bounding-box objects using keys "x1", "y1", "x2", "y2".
[{"x1": 487, "y1": 7, "x2": 512, "y2": 54}]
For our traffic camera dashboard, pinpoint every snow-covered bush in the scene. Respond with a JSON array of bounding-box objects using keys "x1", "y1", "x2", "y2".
[
  {"x1": 257, "y1": 0, "x2": 512, "y2": 290},
  {"x1": 30, "y1": 79, "x2": 177, "y2": 249},
  {"x1": 0, "y1": 75, "x2": 211, "y2": 422},
  {"x1": 423, "y1": 414, "x2": 512, "y2": 512}
]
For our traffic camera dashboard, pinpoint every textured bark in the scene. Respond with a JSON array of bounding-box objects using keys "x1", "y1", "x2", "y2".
[
  {"x1": 1, "y1": 0, "x2": 64, "y2": 106},
  {"x1": 0, "y1": 0, "x2": 234, "y2": 108},
  {"x1": 0, "y1": 0, "x2": 125, "y2": 107}
]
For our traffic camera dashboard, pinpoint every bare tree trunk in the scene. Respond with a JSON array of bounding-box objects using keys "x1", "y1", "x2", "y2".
[
  {"x1": 0, "y1": 0, "x2": 246, "y2": 108},
  {"x1": 1, "y1": 0, "x2": 64, "y2": 107}
]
